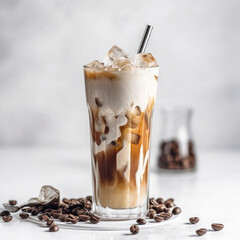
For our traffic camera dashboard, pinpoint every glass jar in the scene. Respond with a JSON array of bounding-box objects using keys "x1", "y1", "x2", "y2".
[{"x1": 158, "y1": 107, "x2": 196, "y2": 171}]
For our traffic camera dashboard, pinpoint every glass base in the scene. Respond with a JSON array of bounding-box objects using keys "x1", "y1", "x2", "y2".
[{"x1": 92, "y1": 201, "x2": 148, "y2": 221}]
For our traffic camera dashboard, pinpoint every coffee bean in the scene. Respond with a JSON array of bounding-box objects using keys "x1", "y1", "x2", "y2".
[
  {"x1": 149, "y1": 198, "x2": 158, "y2": 207},
  {"x1": 43, "y1": 208, "x2": 52, "y2": 213},
  {"x1": 42, "y1": 214, "x2": 49, "y2": 221},
  {"x1": 46, "y1": 219, "x2": 54, "y2": 227},
  {"x1": 136, "y1": 218, "x2": 146, "y2": 225},
  {"x1": 155, "y1": 206, "x2": 165, "y2": 213},
  {"x1": 2, "y1": 215, "x2": 13, "y2": 222},
  {"x1": 49, "y1": 224, "x2": 59, "y2": 232},
  {"x1": 70, "y1": 218, "x2": 78, "y2": 224},
  {"x1": 69, "y1": 214, "x2": 77, "y2": 219},
  {"x1": 60, "y1": 202, "x2": 68, "y2": 208},
  {"x1": 24, "y1": 208, "x2": 32, "y2": 213},
  {"x1": 90, "y1": 215, "x2": 100, "y2": 224},
  {"x1": 172, "y1": 207, "x2": 181, "y2": 215},
  {"x1": 79, "y1": 215, "x2": 90, "y2": 222},
  {"x1": 165, "y1": 201, "x2": 174, "y2": 208},
  {"x1": 154, "y1": 216, "x2": 164, "y2": 222},
  {"x1": 64, "y1": 217, "x2": 71, "y2": 222},
  {"x1": 189, "y1": 217, "x2": 199, "y2": 224},
  {"x1": 164, "y1": 208, "x2": 171, "y2": 213},
  {"x1": 0, "y1": 210, "x2": 10, "y2": 217},
  {"x1": 165, "y1": 198, "x2": 174, "y2": 203},
  {"x1": 44, "y1": 212, "x2": 51, "y2": 218},
  {"x1": 31, "y1": 209, "x2": 39, "y2": 216},
  {"x1": 69, "y1": 200, "x2": 80, "y2": 207},
  {"x1": 86, "y1": 195, "x2": 92, "y2": 203},
  {"x1": 148, "y1": 211, "x2": 156, "y2": 219},
  {"x1": 58, "y1": 214, "x2": 68, "y2": 222},
  {"x1": 156, "y1": 198, "x2": 164, "y2": 204},
  {"x1": 196, "y1": 228, "x2": 207, "y2": 236},
  {"x1": 9, "y1": 200, "x2": 17, "y2": 205},
  {"x1": 77, "y1": 209, "x2": 88, "y2": 215},
  {"x1": 130, "y1": 225, "x2": 139, "y2": 235},
  {"x1": 159, "y1": 212, "x2": 173, "y2": 220},
  {"x1": 211, "y1": 223, "x2": 224, "y2": 231},
  {"x1": 62, "y1": 198, "x2": 71, "y2": 204},
  {"x1": 19, "y1": 213, "x2": 29, "y2": 219},
  {"x1": 51, "y1": 211, "x2": 61, "y2": 219}
]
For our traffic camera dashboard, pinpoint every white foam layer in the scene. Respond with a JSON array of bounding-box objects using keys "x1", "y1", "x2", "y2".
[{"x1": 85, "y1": 67, "x2": 158, "y2": 154}]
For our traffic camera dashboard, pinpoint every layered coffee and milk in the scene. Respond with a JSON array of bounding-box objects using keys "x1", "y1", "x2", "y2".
[{"x1": 84, "y1": 46, "x2": 158, "y2": 211}]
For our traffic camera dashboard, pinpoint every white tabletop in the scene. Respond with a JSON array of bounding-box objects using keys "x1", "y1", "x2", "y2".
[{"x1": 0, "y1": 147, "x2": 239, "y2": 239}]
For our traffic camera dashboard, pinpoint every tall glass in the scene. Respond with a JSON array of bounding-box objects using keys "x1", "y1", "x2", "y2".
[{"x1": 84, "y1": 65, "x2": 158, "y2": 220}]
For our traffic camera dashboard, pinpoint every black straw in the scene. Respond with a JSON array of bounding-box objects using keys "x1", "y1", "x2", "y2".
[{"x1": 137, "y1": 25, "x2": 153, "y2": 54}]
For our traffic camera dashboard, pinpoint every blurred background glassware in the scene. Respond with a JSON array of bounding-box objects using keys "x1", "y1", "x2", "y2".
[{"x1": 157, "y1": 107, "x2": 196, "y2": 171}]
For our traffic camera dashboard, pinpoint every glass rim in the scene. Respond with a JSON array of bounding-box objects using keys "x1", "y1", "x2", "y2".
[{"x1": 83, "y1": 65, "x2": 159, "y2": 71}]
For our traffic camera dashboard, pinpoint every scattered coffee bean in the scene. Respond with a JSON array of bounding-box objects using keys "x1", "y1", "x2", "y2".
[
  {"x1": 70, "y1": 218, "x2": 78, "y2": 224},
  {"x1": 42, "y1": 214, "x2": 49, "y2": 221},
  {"x1": 196, "y1": 228, "x2": 207, "y2": 236},
  {"x1": 64, "y1": 217, "x2": 71, "y2": 222},
  {"x1": 68, "y1": 214, "x2": 76, "y2": 219},
  {"x1": 19, "y1": 213, "x2": 29, "y2": 219},
  {"x1": 172, "y1": 207, "x2": 181, "y2": 215},
  {"x1": 148, "y1": 211, "x2": 156, "y2": 219},
  {"x1": 136, "y1": 218, "x2": 146, "y2": 225},
  {"x1": 46, "y1": 219, "x2": 54, "y2": 227},
  {"x1": 45, "y1": 212, "x2": 51, "y2": 218},
  {"x1": 159, "y1": 212, "x2": 173, "y2": 220},
  {"x1": 154, "y1": 216, "x2": 164, "y2": 222},
  {"x1": 31, "y1": 209, "x2": 39, "y2": 216},
  {"x1": 164, "y1": 208, "x2": 171, "y2": 213},
  {"x1": 58, "y1": 214, "x2": 68, "y2": 222},
  {"x1": 211, "y1": 223, "x2": 224, "y2": 231},
  {"x1": 79, "y1": 215, "x2": 90, "y2": 222},
  {"x1": 9, "y1": 200, "x2": 17, "y2": 205},
  {"x1": 156, "y1": 197, "x2": 164, "y2": 204},
  {"x1": 155, "y1": 206, "x2": 165, "y2": 213},
  {"x1": 189, "y1": 217, "x2": 199, "y2": 224},
  {"x1": 49, "y1": 224, "x2": 59, "y2": 232},
  {"x1": 90, "y1": 215, "x2": 100, "y2": 224},
  {"x1": 165, "y1": 201, "x2": 174, "y2": 208},
  {"x1": 23, "y1": 208, "x2": 32, "y2": 213},
  {"x1": 43, "y1": 208, "x2": 52, "y2": 213},
  {"x1": 2, "y1": 215, "x2": 13, "y2": 222},
  {"x1": 51, "y1": 211, "x2": 61, "y2": 219},
  {"x1": 130, "y1": 225, "x2": 139, "y2": 235},
  {"x1": 149, "y1": 198, "x2": 159, "y2": 207},
  {"x1": 0, "y1": 210, "x2": 10, "y2": 217}
]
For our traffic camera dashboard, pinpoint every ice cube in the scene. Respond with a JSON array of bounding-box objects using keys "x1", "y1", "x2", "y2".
[
  {"x1": 87, "y1": 60, "x2": 104, "y2": 68},
  {"x1": 112, "y1": 57, "x2": 134, "y2": 70},
  {"x1": 104, "y1": 45, "x2": 130, "y2": 66},
  {"x1": 132, "y1": 53, "x2": 157, "y2": 68}
]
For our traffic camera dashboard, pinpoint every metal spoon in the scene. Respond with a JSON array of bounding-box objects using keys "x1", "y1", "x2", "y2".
[{"x1": 3, "y1": 185, "x2": 60, "y2": 213}]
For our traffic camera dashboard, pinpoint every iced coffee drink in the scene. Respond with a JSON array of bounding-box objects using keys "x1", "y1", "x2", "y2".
[{"x1": 84, "y1": 46, "x2": 158, "y2": 219}]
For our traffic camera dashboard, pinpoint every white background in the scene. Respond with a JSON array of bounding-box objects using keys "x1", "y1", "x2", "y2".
[{"x1": 0, "y1": 0, "x2": 240, "y2": 152}]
